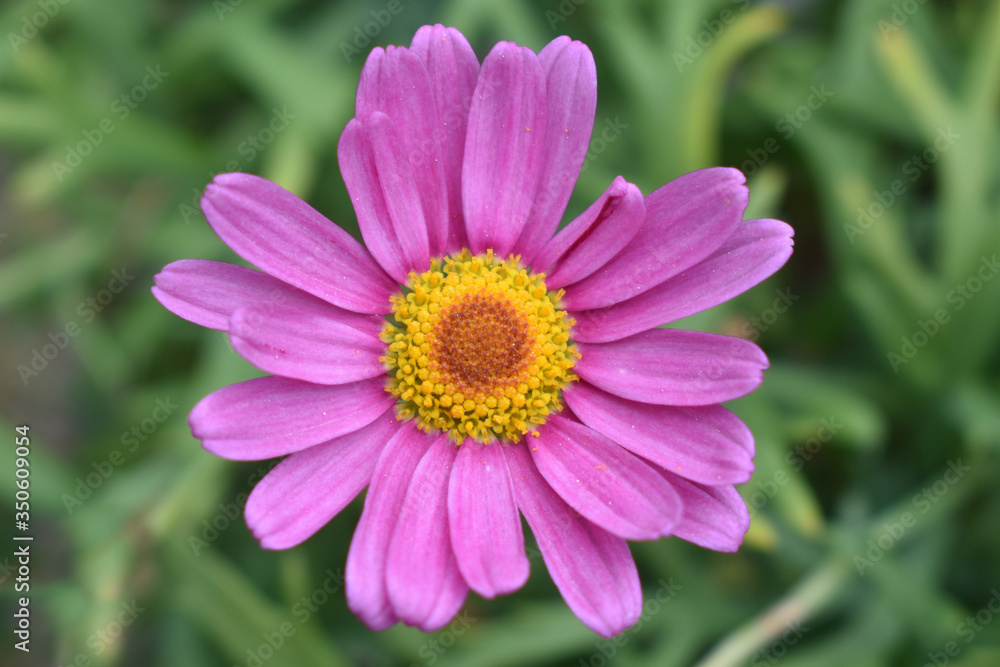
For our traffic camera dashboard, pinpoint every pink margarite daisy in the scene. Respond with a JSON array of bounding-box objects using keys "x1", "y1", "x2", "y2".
[{"x1": 153, "y1": 25, "x2": 793, "y2": 637}]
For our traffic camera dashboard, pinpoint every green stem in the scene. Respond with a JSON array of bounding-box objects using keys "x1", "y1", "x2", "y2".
[{"x1": 693, "y1": 559, "x2": 849, "y2": 667}]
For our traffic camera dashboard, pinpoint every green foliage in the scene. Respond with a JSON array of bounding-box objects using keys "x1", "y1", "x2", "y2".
[{"x1": 2, "y1": 0, "x2": 999, "y2": 665}]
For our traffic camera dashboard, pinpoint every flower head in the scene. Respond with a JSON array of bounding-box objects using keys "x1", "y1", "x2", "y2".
[{"x1": 153, "y1": 24, "x2": 793, "y2": 637}]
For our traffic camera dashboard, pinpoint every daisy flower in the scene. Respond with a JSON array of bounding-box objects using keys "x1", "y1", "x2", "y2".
[{"x1": 153, "y1": 24, "x2": 793, "y2": 637}]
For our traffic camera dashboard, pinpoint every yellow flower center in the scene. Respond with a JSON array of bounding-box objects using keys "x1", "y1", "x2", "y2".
[{"x1": 382, "y1": 250, "x2": 579, "y2": 444}]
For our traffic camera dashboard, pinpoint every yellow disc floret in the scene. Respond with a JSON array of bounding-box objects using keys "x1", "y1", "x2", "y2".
[{"x1": 382, "y1": 249, "x2": 579, "y2": 444}]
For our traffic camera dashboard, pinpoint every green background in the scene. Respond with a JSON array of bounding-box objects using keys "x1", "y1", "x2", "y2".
[{"x1": 2, "y1": 0, "x2": 1000, "y2": 665}]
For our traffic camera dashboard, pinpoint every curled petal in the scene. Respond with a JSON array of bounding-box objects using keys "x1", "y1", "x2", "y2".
[
  {"x1": 571, "y1": 218, "x2": 794, "y2": 342},
  {"x1": 564, "y1": 168, "x2": 748, "y2": 310},
  {"x1": 532, "y1": 176, "x2": 644, "y2": 288}
]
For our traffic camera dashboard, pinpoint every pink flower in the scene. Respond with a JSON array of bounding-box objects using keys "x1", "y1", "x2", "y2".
[{"x1": 153, "y1": 25, "x2": 793, "y2": 637}]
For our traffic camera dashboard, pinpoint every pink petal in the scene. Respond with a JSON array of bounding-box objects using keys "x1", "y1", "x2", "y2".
[
  {"x1": 151, "y1": 260, "x2": 303, "y2": 331},
  {"x1": 346, "y1": 422, "x2": 434, "y2": 631},
  {"x1": 531, "y1": 176, "x2": 645, "y2": 288},
  {"x1": 663, "y1": 473, "x2": 749, "y2": 552},
  {"x1": 564, "y1": 383, "x2": 755, "y2": 485},
  {"x1": 513, "y1": 37, "x2": 597, "y2": 264},
  {"x1": 563, "y1": 168, "x2": 749, "y2": 310},
  {"x1": 189, "y1": 376, "x2": 394, "y2": 461},
  {"x1": 574, "y1": 329, "x2": 769, "y2": 406},
  {"x1": 410, "y1": 25, "x2": 480, "y2": 253},
  {"x1": 200, "y1": 172, "x2": 397, "y2": 315},
  {"x1": 571, "y1": 218, "x2": 795, "y2": 342},
  {"x1": 338, "y1": 113, "x2": 430, "y2": 282},
  {"x1": 462, "y1": 41, "x2": 546, "y2": 258},
  {"x1": 228, "y1": 292, "x2": 386, "y2": 385},
  {"x1": 448, "y1": 441, "x2": 529, "y2": 599},
  {"x1": 356, "y1": 46, "x2": 449, "y2": 257},
  {"x1": 154, "y1": 259, "x2": 388, "y2": 385},
  {"x1": 244, "y1": 410, "x2": 401, "y2": 550},
  {"x1": 528, "y1": 415, "x2": 682, "y2": 540},
  {"x1": 504, "y1": 444, "x2": 641, "y2": 638},
  {"x1": 386, "y1": 435, "x2": 469, "y2": 631}
]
